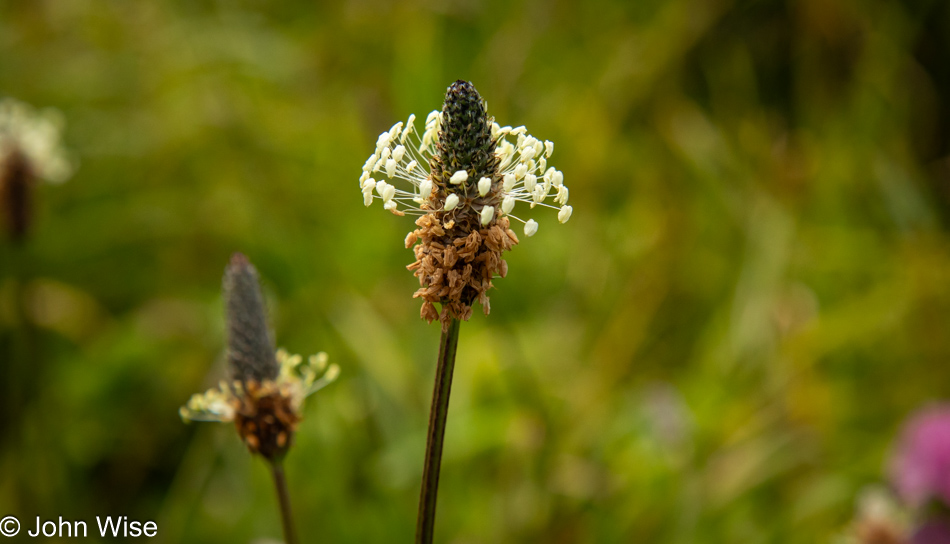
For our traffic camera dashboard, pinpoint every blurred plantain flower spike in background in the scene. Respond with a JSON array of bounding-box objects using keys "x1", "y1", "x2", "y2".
[
  {"x1": 0, "y1": 97, "x2": 74, "y2": 242},
  {"x1": 179, "y1": 253, "x2": 339, "y2": 544},
  {"x1": 180, "y1": 253, "x2": 339, "y2": 460}
]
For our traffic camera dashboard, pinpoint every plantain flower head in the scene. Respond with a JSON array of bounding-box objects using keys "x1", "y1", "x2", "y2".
[
  {"x1": 359, "y1": 80, "x2": 572, "y2": 328},
  {"x1": 0, "y1": 97, "x2": 74, "y2": 241},
  {"x1": 180, "y1": 253, "x2": 339, "y2": 461}
]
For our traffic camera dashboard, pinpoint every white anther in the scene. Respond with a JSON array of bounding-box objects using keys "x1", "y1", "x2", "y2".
[
  {"x1": 524, "y1": 219, "x2": 538, "y2": 237},
  {"x1": 385, "y1": 158, "x2": 397, "y2": 178},
  {"x1": 478, "y1": 177, "x2": 492, "y2": 197},
  {"x1": 514, "y1": 164, "x2": 528, "y2": 180},
  {"x1": 524, "y1": 174, "x2": 538, "y2": 193},
  {"x1": 503, "y1": 173, "x2": 516, "y2": 192},
  {"x1": 450, "y1": 170, "x2": 468, "y2": 184},
  {"x1": 444, "y1": 193, "x2": 460, "y2": 211},
  {"x1": 552, "y1": 170, "x2": 563, "y2": 187},
  {"x1": 363, "y1": 154, "x2": 377, "y2": 172},
  {"x1": 556, "y1": 185, "x2": 569, "y2": 205},
  {"x1": 502, "y1": 195, "x2": 515, "y2": 214},
  {"x1": 375, "y1": 131, "x2": 391, "y2": 151},
  {"x1": 381, "y1": 183, "x2": 396, "y2": 203},
  {"x1": 480, "y1": 205, "x2": 495, "y2": 226},
  {"x1": 392, "y1": 145, "x2": 406, "y2": 163},
  {"x1": 419, "y1": 178, "x2": 433, "y2": 198},
  {"x1": 558, "y1": 205, "x2": 573, "y2": 223},
  {"x1": 407, "y1": 159, "x2": 418, "y2": 173},
  {"x1": 532, "y1": 184, "x2": 545, "y2": 203},
  {"x1": 545, "y1": 140, "x2": 554, "y2": 157}
]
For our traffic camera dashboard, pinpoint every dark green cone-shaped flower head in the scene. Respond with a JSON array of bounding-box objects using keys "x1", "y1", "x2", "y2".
[
  {"x1": 224, "y1": 253, "x2": 278, "y2": 384},
  {"x1": 432, "y1": 80, "x2": 498, "y2": 197}
]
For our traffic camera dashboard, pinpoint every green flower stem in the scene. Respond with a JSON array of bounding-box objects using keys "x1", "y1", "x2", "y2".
[
  {"x1": 416, "y1": 317, "x2": 461, "y2": 544},
  {"x1": 270, "y1": 460, "x2": 299, "y2": 544}
]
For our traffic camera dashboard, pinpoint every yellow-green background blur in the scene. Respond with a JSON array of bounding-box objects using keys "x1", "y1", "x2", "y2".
[{"x1": 2, "y1": 1, "x2": 949, "y2": 542}]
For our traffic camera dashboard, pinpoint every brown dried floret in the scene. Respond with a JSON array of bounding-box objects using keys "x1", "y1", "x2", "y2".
[
  {"x1": 406, "y1": 213, "x2": 518, "y2": 330},
  {"x1": 233, "y1": 381, "x2": 300, "y2": 461}
]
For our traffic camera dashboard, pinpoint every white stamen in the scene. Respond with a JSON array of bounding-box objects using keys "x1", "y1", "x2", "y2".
[
  {"x1": 392, "y1": 145, "x2": 406, "y2": 163},
  {"x1": 524, "y1": 174, "x2": 538, "y2": 193},
  {"x1": 407, "y1": 159, "x2": 418, "y2": 173},
  {"x1": 480, "y1": 205, "x2": 495, "y2": 226},
  {"x1": 502, "y1": 195, "x2": 515, "y2": 214},
  {"x1": 558, "y1": 205, "x2": 573, "y2": 223},
  {"x1": 450, "y1": 170, "x2": 468, "y2": 184},
  {"x1": 363, "y1": 155, "x2": 377, "y2": 172},
  {"x1": 478, "y1": 177, "x2": 492, "y2": 197},
  {"x1": 545, "y1": 140, "x2": 554, "y2": 157},
  {"x1": 524, "y1": 219, "x2": 538, "y2": 237},
  {"x1": 420, "y1": 178, "x2": 433, "y2": 198},
  {"x1": 503, "y1": 173, "x2": 516, "y2": 192},
  {"x1": 375, "y1": 132, "x2": 390, "y2": 151},
  {"x1": 532, "y1": 184, "x2": 546, "y2": 203},
  {"x1": 514, "y1": 164, "x2": 528, "y2": 180},
  {"x1": 381, "y1": 183, "x2": 396, "y2": 203},
  {"x1": 444, "y1": 193, "x2": 460, "y2": 211},
  {"x1": 385, "y1": 158, "x2": 397, "y2": 178}
]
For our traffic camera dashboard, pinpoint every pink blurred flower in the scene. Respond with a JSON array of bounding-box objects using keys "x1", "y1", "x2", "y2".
[
  {"x1": 891, "y1": 405, "x2": 950, "y2": 508},
  {"x1": 914, "y1": 520, "x2": 950, "y2": 544}
]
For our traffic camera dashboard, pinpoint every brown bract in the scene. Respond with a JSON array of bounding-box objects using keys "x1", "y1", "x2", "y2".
[
  {"x1": 406, "y1": 211, "x2": 518, "y2": 330},
  {"x1": 233, "y1": 381, "x2": 300, "y2": 461}
]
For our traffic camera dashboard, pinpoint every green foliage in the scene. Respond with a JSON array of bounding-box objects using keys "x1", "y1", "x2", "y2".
[{"x1": 1, "y1": 0, "x2": 949, "y2": 542}]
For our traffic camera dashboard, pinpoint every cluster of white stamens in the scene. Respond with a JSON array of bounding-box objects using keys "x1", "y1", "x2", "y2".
[
  {"x1": 360, "y1": 111, "x2": 572, "y2": 237},
  {"x1": 0, "y1": 97, "x2": 74, "y2": 183},
  {"x1": 179, "y1": 349, "x2": 339, "y2": 423}
]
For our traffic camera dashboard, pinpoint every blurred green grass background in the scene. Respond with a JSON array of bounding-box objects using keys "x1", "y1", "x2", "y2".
[{"x1": 2, "y1": 0, "x2": 950, "y2": 542}]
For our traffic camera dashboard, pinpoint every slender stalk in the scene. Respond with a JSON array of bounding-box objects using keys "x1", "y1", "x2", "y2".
[
  {"x1": 270, "y1": 461, "x2": 299, "y2": 544},
  {"x1": 416, "y1": 317, "x2": 461, "y2": 544}
]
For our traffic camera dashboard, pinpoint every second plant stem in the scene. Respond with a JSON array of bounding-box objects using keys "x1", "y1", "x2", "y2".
[
  {"x1": 415, "y1": 317, "x2": 461, "y2": 544},
  {"x1": 271, "y1": 460, "x2": 298, "y2": 544}
]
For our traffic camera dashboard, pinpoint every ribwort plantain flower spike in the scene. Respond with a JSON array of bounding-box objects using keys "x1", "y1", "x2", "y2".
[
  {"x1": 0, "y1": 97, "x2": 74, "y2": 242},
  {"x1": 180, "y1": 253, "x2": 339, "y2": 462},
  {"x1": 359, "y1": 80, "x2": 572, "y2": 329}
]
